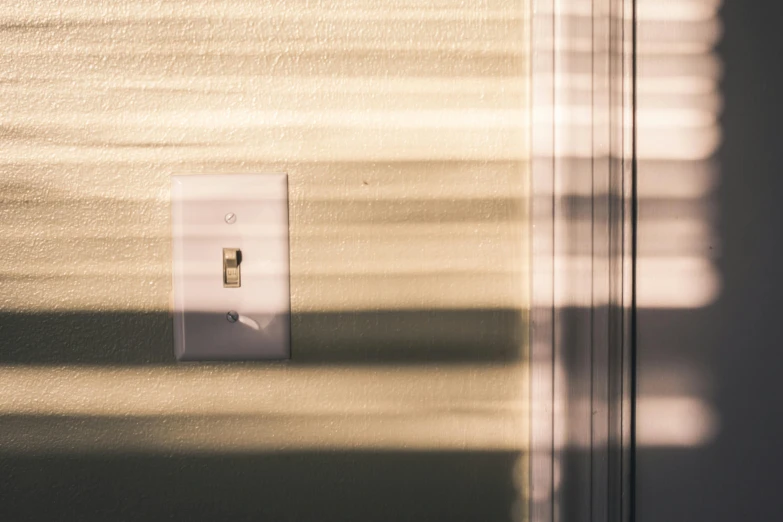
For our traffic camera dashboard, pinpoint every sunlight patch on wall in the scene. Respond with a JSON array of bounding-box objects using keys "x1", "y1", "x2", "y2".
[
  {"x1": 0, "y1": 365, "x2": 527, "y2": 454},
  {"x1": 0, "y1": 0, "x2": 528, "y2": 317},
  {"x1": 637, "y1": 0, "x2": 722, "y2": 309},
  {"x1": 635, "y1": 0, "x2": 723, "y2": 447}
]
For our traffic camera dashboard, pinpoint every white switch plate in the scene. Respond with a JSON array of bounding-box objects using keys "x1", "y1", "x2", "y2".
[{"x1": 171, "y1": 174, "x2": 291, "y2": 361}]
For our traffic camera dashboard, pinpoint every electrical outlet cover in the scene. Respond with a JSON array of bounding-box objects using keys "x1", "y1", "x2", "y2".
[{"x1": 171, "y1": 174, "x2": 291, "y2": 361}]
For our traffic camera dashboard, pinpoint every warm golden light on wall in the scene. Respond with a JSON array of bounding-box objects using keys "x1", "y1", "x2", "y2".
[
  {"x1": 0, "y1": 1, "x2": 530, "y2": 486},
  {"x1": 0, "y1": 0, "x2": 528, "y2": 316}
]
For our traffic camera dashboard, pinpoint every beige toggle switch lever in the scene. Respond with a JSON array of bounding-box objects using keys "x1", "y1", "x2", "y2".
[{"x1": 223, "y1": 248, "x2": 241, "y2": 288}]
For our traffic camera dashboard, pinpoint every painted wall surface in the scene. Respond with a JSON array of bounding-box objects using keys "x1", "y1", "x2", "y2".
[
  {"x1": 636, "y1": 0, "x2": 783, "y2": 521},
  {"x1": 0, "y1": 1, "x2": 529, "y2": 521}
]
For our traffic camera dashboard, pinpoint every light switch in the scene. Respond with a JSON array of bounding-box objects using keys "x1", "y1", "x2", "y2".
[
  {"x1": 223, "y1": 248, "x2": 241, "y2": 288},
  {"x1": 171, "y1": 174, "x2": 291, "y2": 361}
]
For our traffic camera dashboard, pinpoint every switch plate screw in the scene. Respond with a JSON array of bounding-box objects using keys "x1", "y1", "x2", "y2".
[
  {"x1": 225, "y1": 212, "x2": 237, "y2": 224},
  {"x1": 226, "y1": 311, "x2": 239, "y2": 323}
]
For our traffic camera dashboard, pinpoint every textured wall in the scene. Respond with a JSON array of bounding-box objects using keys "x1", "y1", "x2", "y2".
[{"x1": 0, "y1": 1, "x2": 528, "y2": 520}]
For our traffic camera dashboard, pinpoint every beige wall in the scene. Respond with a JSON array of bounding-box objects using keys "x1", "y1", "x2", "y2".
[{"x1": 0, "y1": 1, "x2": 529, "y2": 519}]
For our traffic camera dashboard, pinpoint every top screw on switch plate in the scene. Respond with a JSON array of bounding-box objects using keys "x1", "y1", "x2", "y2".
[{"x1": 225, "y1": 212, "x2": 237, "y2": 224}]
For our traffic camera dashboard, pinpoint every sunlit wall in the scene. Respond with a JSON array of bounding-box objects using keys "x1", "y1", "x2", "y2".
[
  {"x1": 0, "y1": 1, "x2": 529, "y2": 521},
  {"x1": 637, "y1": 0, "x2": 722, "y2": 448}
]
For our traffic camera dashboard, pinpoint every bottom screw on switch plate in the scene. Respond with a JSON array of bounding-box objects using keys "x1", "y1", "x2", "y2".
[{"x1": 226, "y1": 311, "x2": 239, "y2": 323}]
